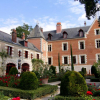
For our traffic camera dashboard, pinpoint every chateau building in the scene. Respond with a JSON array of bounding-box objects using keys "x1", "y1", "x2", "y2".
[{"x1": 0, "y1": 18, "x2": 100, "y2": 75}]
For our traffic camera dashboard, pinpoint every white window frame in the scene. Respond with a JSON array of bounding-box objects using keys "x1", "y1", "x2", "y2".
[
  {"x1": 95, "y1": 39, "x2": 100, "y2": 48},
  {"x1": 31, "y1": 52, "x2": 34, "y2": 59},
  {"x1": 79, "y1": 54, "x2": 87, "y2": 64},
  {"x1": 48, "y1": 57, "x2": 53, "y2": 65},
  {"x1": 62, "y1": 55, "x2": 69, "y2": 65},
  {"x1": 94, "y1": 28, "x2": 100, "y2": 35},
  {"x1": 96, "y1": 53, "x2": 100, "y2": 62},
  {"x1": 62, "y1": 42, "x2": 68, "y2": 51},
  {"x1": 48, "y1": 44, "x2": 52, "y2": 52},
  {"x1": 18, "y1": 49, "x2": 22, "y2": 58},
  {"x1": 78, "y1": 40, "x2": 85, "y2": 50}
]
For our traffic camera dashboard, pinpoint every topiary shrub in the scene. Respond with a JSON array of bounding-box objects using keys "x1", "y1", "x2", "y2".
[
  {"x1": 9, "y1": 67, "x2": 18, "y2": 75},
  {"x1": 49, "y1": 65, "x2": 56, "y2": 75},
  {"x1": 91, "y1": 65, "x2": 99, "y2": 78},
  {"x1": 60, "y1": 71, "x2": 88, "y2": 96},
  {"x1": 81, "y1": 67, "x2": 86, "y2": 75},
  {"x1": 19, "y1": 71, "x2": 39, "y2": 90}
]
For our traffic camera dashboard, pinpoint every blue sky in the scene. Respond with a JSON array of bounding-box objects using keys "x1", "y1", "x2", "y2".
[{"x1": 0, "y1": 0, "x2": 95, "y2": 34}]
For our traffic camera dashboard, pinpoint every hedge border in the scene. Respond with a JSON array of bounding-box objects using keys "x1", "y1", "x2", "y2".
[
  {"x1": 0, "y1": 85, "x2": 58, "y2": 99},
  {"x1": 54, "y1": 95, "x2": 100, "y2": 100}
]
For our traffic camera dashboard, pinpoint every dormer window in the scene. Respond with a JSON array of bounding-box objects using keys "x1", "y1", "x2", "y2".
[
  {"x1": 79, "y1": 29, "x2": 84, "y2": 37},
  {"x1": 25, "y1": 41, "x2": 28, "y2": 47},
  {"x1": 95, "y1": 29, "x2": 100, "y2": 35},
  {"x1": 48, "y1": 33, "x2": 52, "y2": 40},
  {"x1": 63, "y1": 31, "x2": 67, "y2": 38}
]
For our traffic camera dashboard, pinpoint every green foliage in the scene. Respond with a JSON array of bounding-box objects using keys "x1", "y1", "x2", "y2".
[
  {"x1": 81, "y1": 67, "x2": 86, "y2": 74},
  {"x1": 70, "y1": 44, "x2": 74, "y2": 71},
  {"x1": 90, "y1": 78, "x2": 100, "y2": 82},
  {"x1": 79, "y1": 71, "x2": 85, "y2": 77},
  {"x1": 78, "y1": 0, "x2": 99, "y2": 20},
  {"x1": 60, "y1": 71, "x2": 88, "y2": 96},
  {"x1": 32, "y1": 70, "x2": 41, "y2": 79},
  {"x1": 93, "y1": 90, "x2": 100, "y2": 96},
  {"x1": 32, "y1": 58, "x2": 44, "y2": 70},
  {"x1": 49, "y1": 65, "x2": 56, "y2": 75},
  {"x1": 0, "y1": 91, "x2": 10, "y2": 100},
  {"x1": 9, "y1": 67, "x2": 18, "y2": 75},
  {"x1": 12, "y1": 23, "x2": 33, "y2": 39},
  {"x1": 0, "y1": 85, "x2": 58, "y2": 99},
  {"x1": 19, "y1": 72, "x2": 39, "y2": 90}
]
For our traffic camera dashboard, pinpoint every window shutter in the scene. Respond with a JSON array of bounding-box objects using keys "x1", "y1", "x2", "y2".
[{"x1": 7, "y1": 46, "x2": 9, "y2": 54}]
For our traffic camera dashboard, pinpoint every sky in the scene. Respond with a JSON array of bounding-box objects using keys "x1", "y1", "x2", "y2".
[{"x1": 0, "y1": 0, "x2": 97, "y2": 34}]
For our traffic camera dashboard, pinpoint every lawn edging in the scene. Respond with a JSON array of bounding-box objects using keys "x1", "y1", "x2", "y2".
[{"x1": 0, "y1": 85, "x2": 58, "y2": 99}]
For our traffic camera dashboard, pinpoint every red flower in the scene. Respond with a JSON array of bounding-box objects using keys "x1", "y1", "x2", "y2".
[
  {"x1": 86, "y1": 91, "x2": 93, "y2": 95},
  {"x1": 94, "y1": 83, "x2": 96, "y2": 86}
]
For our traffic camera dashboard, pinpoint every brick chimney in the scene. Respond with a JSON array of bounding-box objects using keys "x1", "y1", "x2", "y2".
[
  {"x1": 40, "y1": 27, "x2": 43, "y2": 33},
  {"x1": 56, "y1": 22, "x2": 62, "y2": 33},
  {"x1": 22, "y1": 32, "x2": 25, "y2": 40},
  {"x1": 12, "y1": 29, "x2": 17, "y2": 43}
]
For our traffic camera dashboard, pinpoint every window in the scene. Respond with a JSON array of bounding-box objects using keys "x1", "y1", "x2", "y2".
[
  {"x1": 48, "y1": 44, "x2": 52, "y2": 51},
  {"x1": 48, "y1": 33, "x2": 52, "y2": 40},
  {"x1": 37, "y1": 54, "x2": 39, "y2": 59},
  {"x1": 7, "y1": 46, "x2": 12, "y2": 55},
  {"x1": 18, "y1": 50, "x2": 21, "y2": 57},
  {"x1": 63, "y1": 31, "x2": 67, "y2": 38},
  {"x1": 62, "y1": 42, "x2": 68, "y2": 51},
  {"x1": 97, "y1": 54, "x2": 100, "y2": 61},
  {"x1": 73, "y1": 56, "x2": 76, "y2": 64},
  {"x1": 79, "y1": 41, "x2": 85, "y2": 50},
  {"x1": 80, "y1": 55, "x2": 85, "y2": 64},
  {"x1": 96, "y1": 39, "x2": 100, "y2": 48},
  {"x1": 79, "y1": 29, "x2": 84, "y2": 37},
  {"x1": 31, "y1": 53, "x2": 33, "y2": 59},
  {"x1": 95, "y1": 29, "x2": 100, "y2": 35},
  {"x1": 64, "y1": 57, "x2": 68, "y2": 64},
  {"x1": 25, "y1": 51, "x2": 28, "y2": 58},
  {"x1": 48, "y1": 57, "x2": 51, "y2": 65}
]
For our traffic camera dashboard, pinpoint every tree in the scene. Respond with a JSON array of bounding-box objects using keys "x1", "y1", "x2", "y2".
[
  {"x1": 58, "y1": 53, "x2": 61, "y2": 72},
  {"x1": 75, "y1": 0, "x2": 100, "y2": 20},
  {"x1": 0, "y1": 50, "x2": 9, "y2": 75},
  {"x1": 70, "y1": 44, "x2": 74, "y2": 71},
  {"x1": 11, "y1": 23, "x2": 33, "y2": 39}
]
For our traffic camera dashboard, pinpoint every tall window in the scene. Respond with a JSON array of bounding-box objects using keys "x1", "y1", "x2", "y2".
[
  {"x1": 96, "y1": 40, "x2": 100, "y2": 48},
  {"x1": 48, "y1": 45, "x2": 52, "y2": 51},
  {"x1": 64, "y1": 57, "x2": 68, "y2": 64},
  {"x1": 37, "y1": 54, "x2": 39, "y2": 59},
  {"x1": 80, "y1": 42, "x2": 84, "y2": 49},
  {"x1": 19, "y1": 50, "x2": 21, "y2": 57},
  {"x1": 96, "y1": 29, "x2": 100, "y2": 35},
  {"x1": 80, "y1": 55, "x2": 85, "y2": 64},
  {"x1": 48, "y1": 57, "x2": 51, "y2": 65},
  {"x1": 7, "y1": 46, "x2": 12, "y2": 56},
  {"x1": 97, "y1": 54, "x2": 100, "y2": 61},
  {"x1": 25, "y1": 51, "x2": 28, "y2": 58},
  {"x1": 62, "y1": 43, "x2": 68, "y2": 51},
  {"x1": 73, "y1": 56, "x2": 76, "y2": 64}
]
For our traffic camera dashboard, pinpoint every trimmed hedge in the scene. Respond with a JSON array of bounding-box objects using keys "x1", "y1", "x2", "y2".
[
  {"x1": 85, "y1": 75, "x2": 95, "y2": 79},
  {"x1": 54, "y1": 95, "x2": 100, "y2": 100},
  {"x1": 90, "y1": 78, "x2": 100, "y2": 82},
  {"x1": 48, "y1": 77, "x2": 60, "y2": 82},
  {"x1": 0, "y1": 85, "x2": 58, "y2": 99}
]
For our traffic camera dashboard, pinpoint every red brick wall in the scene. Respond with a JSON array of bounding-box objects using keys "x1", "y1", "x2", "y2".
[{"x1": 28, "y1": 38, "x2": 41, "y2": 50}]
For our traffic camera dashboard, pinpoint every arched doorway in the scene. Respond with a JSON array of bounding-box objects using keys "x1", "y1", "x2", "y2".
[
  {"x1": 6, "y1": 63, "x2": 16, "y2": 74},
  {"x1": 22, "y1": 63, "x2": 29, "y2": 72}
]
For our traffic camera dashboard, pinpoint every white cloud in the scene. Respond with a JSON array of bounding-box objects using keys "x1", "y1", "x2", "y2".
[
  {"x1": 54, "y1": 0, "x2": 67, "y2": 5},
  {"x1": 78, "y1": 13, "x2": 86, "y2": 21}
]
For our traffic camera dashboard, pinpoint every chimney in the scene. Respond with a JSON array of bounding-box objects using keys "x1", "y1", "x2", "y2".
[
  {"x1": 12, "y1": 29, "x2": 17, "y2": 43},
  {"x1": 56, "y1": 22, "x2": 62, "y2": 33},
  {"x1": 84, "y1": 21, "x2": 86, "y2": 26},
  {"x1": 40, "y1": 27, "x2": 43, "y2": 33},
  {"x1": 22, "y1": 32, "x2": 25, "y2": 40}
]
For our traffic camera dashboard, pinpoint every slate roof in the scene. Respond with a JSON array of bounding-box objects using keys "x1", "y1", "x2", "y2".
[
  {"x1": 43, "y1": 26, "x2": 90, "y2": 41},
  {"x1": 27, "y1": 25, "x2": 45, "y2": 39},
  {"x1": 0, "y1": 30, "x2": 41, "y2": 52}
]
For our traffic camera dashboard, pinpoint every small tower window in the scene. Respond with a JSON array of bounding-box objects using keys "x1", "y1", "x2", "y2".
[
  {"x1": 63, "y1": 31, "x2": 67, "y2": 38},
  {"x1": 79, "y1": 29, "x2": 84, "y2": 37},
  {"x1": 48, "y1": 33, "x2": 52, "y2": 40}
]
